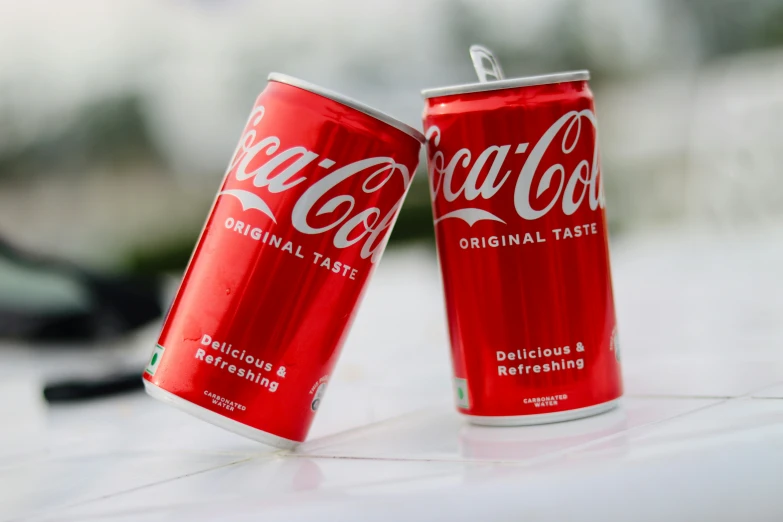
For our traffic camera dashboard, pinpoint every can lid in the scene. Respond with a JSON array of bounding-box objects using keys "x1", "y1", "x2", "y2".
[
  {"x1": 421, "y1": 70, "x2": 590, "y2": 99},
  {"x1": 268, "y1": 73, "x2": 425, "y2": 144},
  {"x1": 422, "y1": 45, "x2": 588, "y2": 99}
]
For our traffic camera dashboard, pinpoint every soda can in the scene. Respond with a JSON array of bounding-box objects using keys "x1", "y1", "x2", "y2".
[
  {"x1": 421, "y1": 47, "x2": 623, "y2": 425},
  {"x1": 143, "y1": 73, "x2": 423, "y2": 448}
]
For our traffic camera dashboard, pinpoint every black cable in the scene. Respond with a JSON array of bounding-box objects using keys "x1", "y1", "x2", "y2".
[
  {"x1": 0, "y1": 234, "x2": 164, "y2": 402},
  {"x1": 43, "y1": 372, "x2": 144, "y2": 403}
]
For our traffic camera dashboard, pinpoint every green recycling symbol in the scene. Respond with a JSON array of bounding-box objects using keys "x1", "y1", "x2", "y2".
[{"x1": 145, "y1": 345, "x2": 165, "y2": 376}]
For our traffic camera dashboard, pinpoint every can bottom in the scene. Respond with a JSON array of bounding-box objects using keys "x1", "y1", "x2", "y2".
[
  {"x1": 143, "y1": 381, "x2": 300, "y2": 450},
  {"x1": 461, "y1": 398, "x2": 621, "y2": 427}
]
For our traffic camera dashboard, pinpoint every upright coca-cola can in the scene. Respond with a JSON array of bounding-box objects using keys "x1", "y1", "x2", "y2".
[
  {"x1": 143, "y1": 73, "x2": 423, "y2": 447},
  {"x1": 422, "y1": 58, "x2": 623, "y2": 425}
]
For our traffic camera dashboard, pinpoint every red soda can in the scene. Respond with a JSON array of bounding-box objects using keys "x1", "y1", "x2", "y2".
[
  {"x1": 143, "y1": 73, "x2": 423, "y2": 447},
  {"x1": 422, "y1": 47, "x2": 622, "y2": 425}
]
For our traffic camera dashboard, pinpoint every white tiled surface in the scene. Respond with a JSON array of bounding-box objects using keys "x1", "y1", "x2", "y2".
[
  {"x1": 2, "y1": 227, "x2": 783, "y2": 521},
  {"x1": 753, "y1": 383, "x2": 783, "y2": 398}
]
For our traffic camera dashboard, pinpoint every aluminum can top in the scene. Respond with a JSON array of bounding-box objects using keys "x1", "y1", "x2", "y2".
[
  {"x1": 421, "y1": 70, "x2": 589, "y2": 99},
  {"x1": 269, "y1": 73, "x2": 425, "y2": 143}
]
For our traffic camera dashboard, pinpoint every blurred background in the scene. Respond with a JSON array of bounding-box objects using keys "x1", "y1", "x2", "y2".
[
  {"x1": 4, "y1": 3, "x2": 783, "y2": 516},
  {"x1": 2, "y1": 0, "x2": 783, "y2": 337}
]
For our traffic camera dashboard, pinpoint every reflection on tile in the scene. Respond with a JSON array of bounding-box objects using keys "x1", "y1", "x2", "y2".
[
  {"x1": 457, "y1": 397, "x2": 719, "y2": 462},
  {"x1": 298, "y1": 397, "x2": 719, "y2": 462},
  {"x1": 623, "y1": 357, "x2": 783, "y2": 397},
  {"x1": 567, "y1": 398, "x2": 783, "y2": 463},
  {"x1": 3, "y1": 240, "x2": 783, "y2": 522},
  {"x1": 0, "y1": 452, "x2": 243, "y2": 521},
  {"x1": 32, "y1": 445, "x2": 783, "y2": 522},
  {"x1": 33, "y1": 455, "x2": 491, "y2": 522}
]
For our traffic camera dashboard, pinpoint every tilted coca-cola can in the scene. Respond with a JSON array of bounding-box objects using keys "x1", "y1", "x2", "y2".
[
  {"x1": 143, "y1": 73, "x2": 423, "y2": 447},
  {"x1": 422, "y1": 48, "x2": 623, "y2": 425}
]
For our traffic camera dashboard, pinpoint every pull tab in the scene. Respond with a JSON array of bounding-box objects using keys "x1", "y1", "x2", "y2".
[{"x1": 469, "y1": 45, "x2": 505, "y2": 83}]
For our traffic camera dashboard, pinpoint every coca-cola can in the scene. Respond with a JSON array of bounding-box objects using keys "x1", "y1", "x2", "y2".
[
  {"x1": 143, "y1": 73, "x2": 423, "y2": 448},
  {"x1": 422, "y1": 68, "x2": 623, "y2": 425}
]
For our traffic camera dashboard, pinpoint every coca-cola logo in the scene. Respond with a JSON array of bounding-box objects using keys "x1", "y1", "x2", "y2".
[
  {"x1": 219, "y1": 105, "x2": 414, "y2": 264},
  {"x1": 425, "y1": 109, "x2": 604, "y2": 226}
]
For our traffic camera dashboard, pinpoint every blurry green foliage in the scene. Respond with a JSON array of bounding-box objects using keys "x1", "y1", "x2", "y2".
[
  {"x1": 9, "y1": 0, "x2": 783, "y2": 274},
  {"x1": 0, "y1": 95, "x2": 164, "y2": 179},
  {"x1": 682, "y1": 0, "x2": 783, "y2": 56}
]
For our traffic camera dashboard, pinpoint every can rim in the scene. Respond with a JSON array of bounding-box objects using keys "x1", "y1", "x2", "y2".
[
  {"x1": 421, "y1": 70, "x2": 590, "y2": 99},
  {"x1": 268, "y1": 73, "x2": 425, "y2": 144}
]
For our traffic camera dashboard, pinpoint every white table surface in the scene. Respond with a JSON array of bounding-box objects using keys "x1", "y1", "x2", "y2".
[{"x1": 1, "y1": 225, "x2": 782, "y2": 522}]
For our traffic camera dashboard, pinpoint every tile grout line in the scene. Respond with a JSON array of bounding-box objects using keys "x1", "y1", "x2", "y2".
[
  {"x1": 741, "y1": 378, "x2": 783, "y2": 399},
  {"x1": 295, "y1": 405, "x2": 443, "y2": 453},
  {"x1": 301, "y1": 390, "x2": 783, "y2": 457},
  {"x1": 281, "y1": 397, "x2": 735, "y2": 466},
  {"x1": 0, "y1": 449, "x2": 282, "y2": 472},
  {"x1": 19, "y1": 467, "x2": 474, "y2": 522},
  {"x1": 509, "y1": 397, "x2": 734, "y2": 467},
  {"x1": 17, "y1": 388, "x2": 783, "y2": 521},
  {"x1": 8, "y1": 456, "x2": 266, "y2": 522},
  {"x1": 295, "y1": 384, "x2": 783, "y2": 462}
]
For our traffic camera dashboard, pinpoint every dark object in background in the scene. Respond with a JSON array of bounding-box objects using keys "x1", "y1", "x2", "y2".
[
  {"x1": 0, "y1": 235, "x2": 163, "y2": 343},
  {"x1": 43, "y1": 372, "x2": 144, "y2": 403}
]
